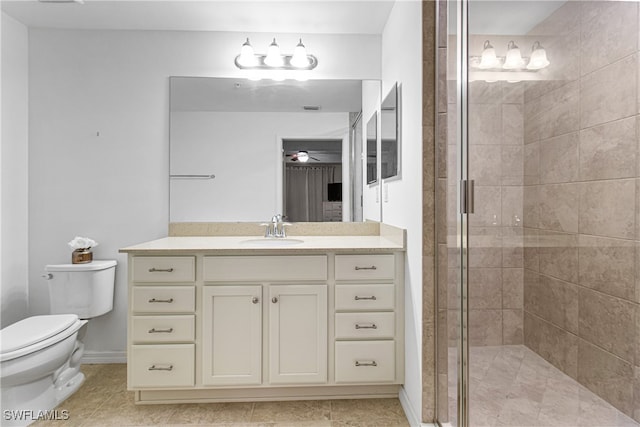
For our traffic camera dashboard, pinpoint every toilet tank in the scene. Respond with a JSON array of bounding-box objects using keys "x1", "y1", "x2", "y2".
[{"x1": 45, "y1": 260, "x2": 117, "y2": 319}]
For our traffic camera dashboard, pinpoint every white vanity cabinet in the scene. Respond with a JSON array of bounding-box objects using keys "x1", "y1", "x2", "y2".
[
  {"x1": 128, "y1": 256, "x2": 196, "y2": 389},
  {"x1": 201, "y1": 285, "x2": 262, "y2": 386},
  {"x1": 268, "y1": 284, "x2": 327, "y2": 384},
  {"x1": 333, "y1": 254, "x2": 400, "y2": 384},
  {"x1": 123, "y1": 240, "x2": 404, "y2": 404},
  {"x1": 202, "y1": 256, "x2": 328, "y2": 386}
]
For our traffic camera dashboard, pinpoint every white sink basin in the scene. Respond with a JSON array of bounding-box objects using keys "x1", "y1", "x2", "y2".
[{"x1": 240, "y1": 238, "x2": 304, "y2": 246}]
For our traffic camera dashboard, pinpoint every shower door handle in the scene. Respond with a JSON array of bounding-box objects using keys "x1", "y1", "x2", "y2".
[{"x1": 461, "y1": 179, "x2": 475, "y2": 214}]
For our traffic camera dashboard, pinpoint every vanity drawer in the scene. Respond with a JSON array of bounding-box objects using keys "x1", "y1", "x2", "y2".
[
  {"x1": 132, "y1": 286, "x2": 195, "y2": 313},
  {"x1": 132, "y1": 256, "x2": 195, "y2": 283},
  {"x1": 335, "y1": 341, "x2": 395, "y2": 383},
  {"x1": 335, "y1": 255, "x2": 395, "y2": 281},
  {"x1": 335, "y1": 284, "x2": 395, "y2": 311},
  {"x1": 203, "y1": 256, "x2": 327, "y2": 282},
  {"x1": 130, "y1": 344, "x2": 194, "y2": 388},
  {"x1": 131, "y1": 315, "x2": 195, "y2": 343},
  {"x1": 335, "y1": 312, "x2": 395, "y2": 339}
]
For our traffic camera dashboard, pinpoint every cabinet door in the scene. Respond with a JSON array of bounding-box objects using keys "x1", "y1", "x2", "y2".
[
  {"x1": 202, "y1": 286, "x2": 262, "y2": 386},
  {"x1": 268, "y1": 284, "x2": 327, "y2": 384}
]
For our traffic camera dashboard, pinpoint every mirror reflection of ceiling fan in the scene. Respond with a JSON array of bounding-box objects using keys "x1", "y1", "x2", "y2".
[{"x1": 285, "y1": 150, "x2": 320, "y2": 162}]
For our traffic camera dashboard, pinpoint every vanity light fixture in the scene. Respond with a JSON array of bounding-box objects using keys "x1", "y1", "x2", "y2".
[
  {"x1": 526, "y1": 41, "x2": 550, "y2": 70},
  {"x1": 502, "y1": 41, "x2": 525, "y2": 70},
  {"x1": 237, "y1": 38, "x2": 259, "y2": 67},
  {"x1": 471, "y1": 39, "x2": 550, "y2": 72},
  {"x1": 265, "y1": 38, "x2": 284, "y2": 67},
  {"x1": 235, "y1": 37, "x2": 318, "y2": 70},
  {"x1": 478, "y1": 40, "x2": 500, "y2": 69}
]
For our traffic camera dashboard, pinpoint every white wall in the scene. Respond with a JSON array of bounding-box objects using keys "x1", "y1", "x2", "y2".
[
  {"x1": 170, "y1": 111, "x2": 349, "y2": 221},
  {"x1": 380, "y1": 0, "x2": 423, "y2": 421},
  {"x1": 27, "y1": 29, "x2": 380, "y2": 357},
  {"x1": 1, "y1": 12, "x2": 29, "y2": 328}
]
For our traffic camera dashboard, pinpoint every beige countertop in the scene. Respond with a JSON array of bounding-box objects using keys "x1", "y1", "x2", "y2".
[{"x1": 119, "y1": 235, "x2": 405, "y2": 254}]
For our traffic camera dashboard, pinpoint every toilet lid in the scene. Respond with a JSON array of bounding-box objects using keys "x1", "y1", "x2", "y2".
[{"x1": 0, "y1": 314, "x2": 79, "y2": 354}]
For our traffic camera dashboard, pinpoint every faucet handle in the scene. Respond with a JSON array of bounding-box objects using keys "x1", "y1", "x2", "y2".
[
  {"x1": 259, "y1": 223, "x2": 272, "y2": 237},
  {"x1": 281, "y1": 222, "x2": 292, "y2": 237}
]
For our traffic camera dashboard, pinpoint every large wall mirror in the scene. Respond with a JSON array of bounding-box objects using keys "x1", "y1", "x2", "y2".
[
  {"x1": 366, "y1": 113, "x2": 378, "y2": 185},
  {"x1": 381, "y1": 83, "x2": 399, "y2": 180},
  {"x1": 170, "y1": 77, "x2": 380, "y2": 223}
]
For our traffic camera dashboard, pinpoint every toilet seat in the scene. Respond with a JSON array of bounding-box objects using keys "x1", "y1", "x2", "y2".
[{"x1": 0, "y1": 315, "x2": 85, "y2": 362}]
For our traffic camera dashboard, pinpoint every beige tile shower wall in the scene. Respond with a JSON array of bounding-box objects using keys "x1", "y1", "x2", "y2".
[
  {"x1": 434, "y1": 0, "x2": 449, "y2": 423},
  {"x1": 423, "y1": 0, "x2": 438, "y2": 424},
  {"x1": 445, "y1": 79, "x2": 526, "y2": 348},
  {"x1": 522, "y1": 1, "x2": 640, "y2": 422}
]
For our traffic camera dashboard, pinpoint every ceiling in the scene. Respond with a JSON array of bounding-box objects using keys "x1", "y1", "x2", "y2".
[
  {"x1": 1, "y1": 0, "x2": 396, "y2": 34},
  {"x1": 2, "y1": 0, "x2": 567, "y2": 37},
  {"x1": 467, "y1": 0, "x2": 566, "y2": 35}
]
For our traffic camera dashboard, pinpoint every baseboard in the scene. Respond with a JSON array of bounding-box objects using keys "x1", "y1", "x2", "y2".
[
  {"x1": 399, "y1": 386, "x2": 426, "y2": 427},
  {"x1": 81, "y1": 350, "x2": 126, "y2": 364}
]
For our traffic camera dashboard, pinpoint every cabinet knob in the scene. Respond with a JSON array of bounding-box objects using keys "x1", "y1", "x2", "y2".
[
  {"x1": 272, "y1": 297, "x2": 279, "y2": 303},
  {"x1": 252, "y1": 297, "x2": 260, "y2": 304}
]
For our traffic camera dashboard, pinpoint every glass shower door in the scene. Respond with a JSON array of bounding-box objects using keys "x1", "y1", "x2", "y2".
[{"x1": 443, "y1": 1, "x2": 640, "y2": 426}]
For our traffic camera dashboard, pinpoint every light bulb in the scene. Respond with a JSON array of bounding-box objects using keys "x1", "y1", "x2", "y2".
[
  {"x1": 527, "y1": 41, "x2": 550, "y2": 70},
  {"x1": 237, "y1": 38, "x2": 258, "y2": 67},
  {"x1": 264, "y1": 38, "x2": 284, "y2": 67},
  {"x1": 478, "y1": 40, "x2": 499, "y2": 69},
  {"x1": 297, "y1": 151, "x2": 310, "y2": 162},
  {"x1": 291, "y1": 38, "x2": 310, "y2": 68},
  {"x1": 503, "y1": 41, "x2": 525, "y2": 70}
]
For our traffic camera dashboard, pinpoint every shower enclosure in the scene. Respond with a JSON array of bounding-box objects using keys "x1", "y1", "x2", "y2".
[{"x1": 436, "y1": 1, "x2": 640, "y2": 426}]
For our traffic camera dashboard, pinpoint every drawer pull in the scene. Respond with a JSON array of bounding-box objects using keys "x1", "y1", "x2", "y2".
[
  {"x1": 148, "y1": 268, "x2": 175, "y2": 273},
  {"x1": 355, "y1": 323, "x2": 377, "y2": 329},
  {"x1": 354, "y1": 266, "x2": 377, "y2": 271},
  {"x1": 148, "y1": 364, "x2": 173, "y2": 371},
  {"x1": 148, "y1": 328, "x2": 174, "y2": 334},
  {"x1": 354, "y1": 295, "x2": 377, "y2": 301},
  {"x1": 252, "y1": 297, "x2": 260, "y2": 304},
  {"x1": 148, "y1": 298, "x2": 174, "y2": 303},
  {"x1": 355, "y1": 360, "x2": 377, "y2": 367}
]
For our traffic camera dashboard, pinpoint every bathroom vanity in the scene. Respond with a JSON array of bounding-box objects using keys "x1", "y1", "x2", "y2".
[{"x1": 120, "y1": 223, "x2": 405, "y2": 404}]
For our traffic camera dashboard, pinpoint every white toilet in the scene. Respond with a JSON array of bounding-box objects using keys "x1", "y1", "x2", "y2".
[{"x1": 0, "y1": 260, "x2": 116, "y2": 426}]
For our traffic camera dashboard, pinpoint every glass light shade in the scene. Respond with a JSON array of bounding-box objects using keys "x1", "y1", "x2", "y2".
[
  {"x1": 478, "y1": 40, "x2": 499, "y2": 69},
  {"x1": 291, "y1": 39, "x2": 310, "y2": 68},
  {"x1": 297, "y1": 151, "x2": 309, "y2": 162},
  {"x1": 264, "y1": 38, "x2": 284, "y2": 67},
  {"x1": 503, "y1": 41, "x2": 525, "y2": 69},
  {"x1": 237, "y1": 38, "x2": 258, "y2": 67},
  {"x1": 527, "y1": 42, "x2": 550, "y2": 70}
]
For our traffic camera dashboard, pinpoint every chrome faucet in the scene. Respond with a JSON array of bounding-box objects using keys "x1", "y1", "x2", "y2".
[{"x1": 261, "y1": 214, "x2": 291, "y2": 238}]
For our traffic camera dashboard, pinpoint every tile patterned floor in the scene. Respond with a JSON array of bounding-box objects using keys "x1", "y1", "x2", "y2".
[
  {"x1": 447, "y1": 345, "x2": 640, "y2": 427},
  {"x1": 31, "y1": 364, "x2": 410, "y2": 427}
]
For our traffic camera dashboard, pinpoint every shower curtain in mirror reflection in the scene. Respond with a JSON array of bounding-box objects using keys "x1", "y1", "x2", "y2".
[{"x1": 285, "y1": 165, "x2": 336, "y2": 222}]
